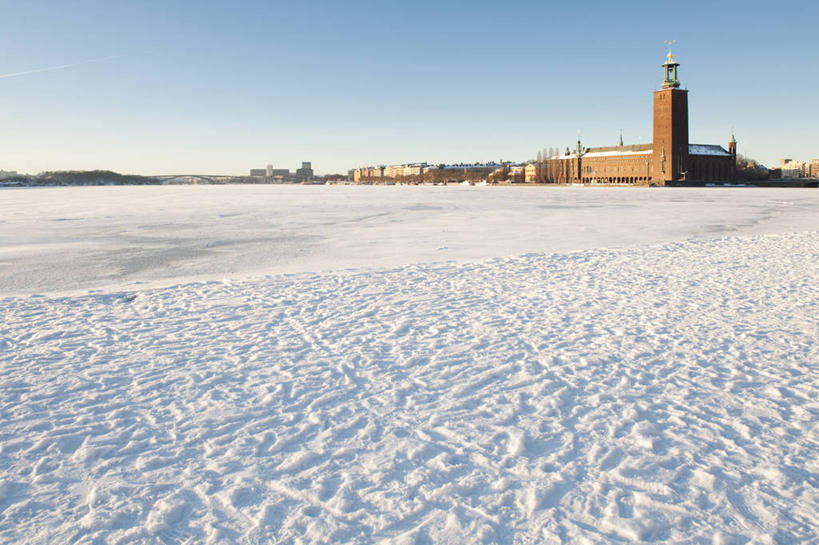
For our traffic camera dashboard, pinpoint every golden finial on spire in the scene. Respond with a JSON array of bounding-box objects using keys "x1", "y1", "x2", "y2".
[{"x1": 664, "y1": 40, "x2": 677, "y2": 62}]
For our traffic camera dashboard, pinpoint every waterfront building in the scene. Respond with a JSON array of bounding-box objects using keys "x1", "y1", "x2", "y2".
[
  {"x1": 265, "y1": 165, "x2": 290, "y2": 178},
  {"x1": 524, "y1": 163, "x2": 537, "y2": 182},
  {"x1": 780, "y1": 159, "x2": 807, "y2": 179},
  {"x1": 353, "y1": 163, "x2": 429, "y2": 182},
  {"x1": 401, "y1": 163, "x2": 427, "y2": 177},
  {"x1": 250, "y1": 165, "x2": 296, "y2": 181},
  {"x1": 295, "y1": 162, "x2": 314, "y2": 182},
  {"x1": 544, "y1": 52, "x2": 736, "y2": 185},
  {"x1": 490, "y1": 164, "x2": 525, "y2": 182}
]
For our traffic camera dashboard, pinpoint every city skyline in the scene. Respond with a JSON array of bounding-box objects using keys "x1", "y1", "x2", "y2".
[{"x1": 0, "y1": 1, "x2": 816, "y2": 176}]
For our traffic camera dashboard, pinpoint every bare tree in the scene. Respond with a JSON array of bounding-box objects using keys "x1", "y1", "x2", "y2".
[{"x1": 736, "y1": 154, "x2": 769, "y2": 181}]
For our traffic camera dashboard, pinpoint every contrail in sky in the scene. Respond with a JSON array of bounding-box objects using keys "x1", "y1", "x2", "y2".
[{"x1": 0, "y1": 55, "x2": 119, "y2": 80}]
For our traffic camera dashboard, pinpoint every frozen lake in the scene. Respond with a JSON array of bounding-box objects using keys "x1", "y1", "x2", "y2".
[
  {"x1": 1, "y1": 185, "x2": 818, "y2": 294},
  {"x1": 1, "y1": 185, "x2": 817, "y2": 544}
]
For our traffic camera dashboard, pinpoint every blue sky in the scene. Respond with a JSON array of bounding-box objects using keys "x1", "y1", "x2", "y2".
[{"x1": 0, "y1": 0, "x2": 815, "y2": 175}]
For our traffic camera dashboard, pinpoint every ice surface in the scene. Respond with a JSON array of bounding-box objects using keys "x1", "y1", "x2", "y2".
[
  {"x1": 1, "y1": 186, "x2": 818, "y2": 544},
  {"x1": 1, "y1": 185, "x2": 818, "y2": 295}
]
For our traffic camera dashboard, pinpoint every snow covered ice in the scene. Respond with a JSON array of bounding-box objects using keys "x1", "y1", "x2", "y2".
[{"x1": 0, "y1": 186, "x2": 817, "y2": 544}]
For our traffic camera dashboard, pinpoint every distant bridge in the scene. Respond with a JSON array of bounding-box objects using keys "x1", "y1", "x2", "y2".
[{"x1": 155, "y1": 174, "x2": 250, "y2": 184}]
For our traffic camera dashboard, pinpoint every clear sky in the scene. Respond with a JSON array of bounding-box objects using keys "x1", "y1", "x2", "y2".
[{"x1": 0, "y1": 0, "x2": 816, "y2": 175}]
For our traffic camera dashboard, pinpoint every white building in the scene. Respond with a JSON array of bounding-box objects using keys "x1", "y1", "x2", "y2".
[{"x1": 780, "y1": 159, "x2": 806, "y2": 179}]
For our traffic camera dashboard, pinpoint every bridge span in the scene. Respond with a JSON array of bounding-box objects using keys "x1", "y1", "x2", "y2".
[{"x1": 155, "y1": 174, "x2": 250, "y2": 184}]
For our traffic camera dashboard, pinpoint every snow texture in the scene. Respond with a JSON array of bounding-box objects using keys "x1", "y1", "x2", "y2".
[{"x1": 0, "y1": 186, "x2": 818, "y2": 544}]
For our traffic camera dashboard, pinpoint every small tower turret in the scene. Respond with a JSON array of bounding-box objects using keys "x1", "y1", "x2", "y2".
[
  {"x1": 728, "y1": 132, "x2": 737, "y2": 156},
  {"x1": 662, "y1": 48, "x2": 680, "y2": 89}
]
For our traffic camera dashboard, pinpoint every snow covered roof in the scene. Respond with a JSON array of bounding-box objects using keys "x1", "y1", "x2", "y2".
[
  {"x1": 689, "y1": 144, "x2": 732, "y2": 157},
  {"x1": 549, "y1": 143, "x2": 653, "y2": 160},
  {"x1": 581, "y1": 149, "x2": 653, "y2": 158},
  {"x1": 550, "y1": 143, "x2": 732, "y2": 160}
]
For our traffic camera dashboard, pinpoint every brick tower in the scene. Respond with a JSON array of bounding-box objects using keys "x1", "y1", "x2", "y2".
[{"x1": 652, "y1": 51, "x2": 689, "y2": 185}]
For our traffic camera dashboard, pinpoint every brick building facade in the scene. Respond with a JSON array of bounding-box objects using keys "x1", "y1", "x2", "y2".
[{"x1": 544, "y1": 53, "x2": 736, "y2": 186}]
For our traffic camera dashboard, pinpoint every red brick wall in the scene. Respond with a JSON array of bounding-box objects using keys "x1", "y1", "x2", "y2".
[
  {"x1": 652, "y1": 88, "x2": 689, "y2": 185},
  {"x1": 579, "y1": 154, "x2": 653, "y2": 184}
]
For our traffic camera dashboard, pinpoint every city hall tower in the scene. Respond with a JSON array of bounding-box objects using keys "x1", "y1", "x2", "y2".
[{"x1": 652, "y1": 50, "x2": 689, "y2": 184}]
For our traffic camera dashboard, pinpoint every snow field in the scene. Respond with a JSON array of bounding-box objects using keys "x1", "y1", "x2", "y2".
[{"x1": 1, "y1": 231, "x2": 817, "y2": 544}]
